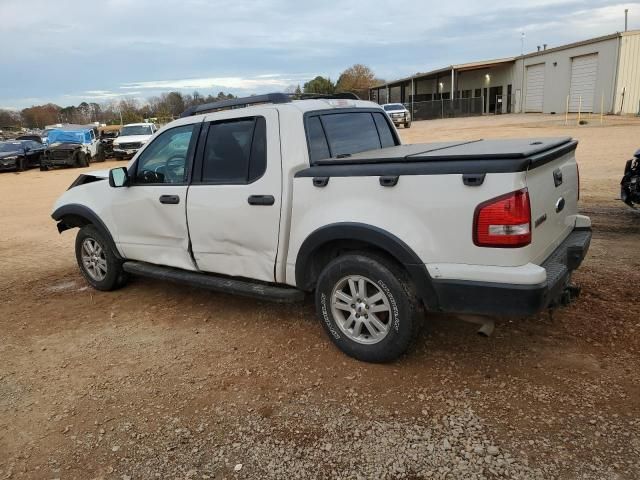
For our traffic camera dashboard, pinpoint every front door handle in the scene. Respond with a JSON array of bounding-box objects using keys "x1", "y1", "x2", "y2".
[
  {"x1": 159, "y1": 194, "x2": 180, "y2": 205},
  {"x1": 248, "y1": 195, "x2": 275, "y2": 206}
]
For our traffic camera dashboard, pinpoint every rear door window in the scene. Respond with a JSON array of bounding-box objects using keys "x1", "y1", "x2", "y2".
[
  {"x1": 306, "y1": 111, "x2": 398, "y2": 163},
  {"x1": 200, "y1": 116, "x2": 266, "y2": 184}
]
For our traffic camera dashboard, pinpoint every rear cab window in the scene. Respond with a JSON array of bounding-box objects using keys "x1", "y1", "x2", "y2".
[{"x1": 305, "y1": 110, "x2": 399, "y2": 163}]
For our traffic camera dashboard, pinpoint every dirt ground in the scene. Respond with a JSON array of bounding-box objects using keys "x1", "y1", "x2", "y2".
[{"x1": 1, "y1": 114, "x2": 639, "y2": 480}]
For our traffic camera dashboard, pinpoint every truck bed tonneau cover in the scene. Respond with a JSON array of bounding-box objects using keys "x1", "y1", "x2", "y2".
[{"x1": 315, "y1": 137, "x2": 575, "y2": 166}]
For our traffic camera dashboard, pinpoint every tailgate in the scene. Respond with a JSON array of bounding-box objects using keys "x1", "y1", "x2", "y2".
[{"x1": 526, "y1": 148, "x2": 580, "y2": 264}]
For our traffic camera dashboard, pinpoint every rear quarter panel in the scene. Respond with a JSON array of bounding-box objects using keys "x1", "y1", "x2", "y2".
[
  {"x1": 525, "y1": 150, "x2": 580, "y2": 264},
  {"x1": 286, "y1": 171, "x2": 530, "y2": 286}
]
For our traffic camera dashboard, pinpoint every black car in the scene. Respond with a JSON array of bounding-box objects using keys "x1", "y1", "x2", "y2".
[
  {"x1": 15, "y1": 134, "x2": 44, "y2": 144},
  {"x1": 0, "y1": 140, "x2": 45, "y2": 171},
  {"x1": 621, "y1": 148, "x2": 640, "y2": 208}
]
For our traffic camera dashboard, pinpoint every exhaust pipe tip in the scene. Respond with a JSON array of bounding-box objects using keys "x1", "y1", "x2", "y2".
[
  {"x1": 477, "y1": 320, "x2": 495, "y2": 337},
  {"x1": 457, "y1": 315, "x2": 495, "y2": 337}
]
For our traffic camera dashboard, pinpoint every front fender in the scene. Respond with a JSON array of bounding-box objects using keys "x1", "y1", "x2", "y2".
[{"x1": 52, "y1": 203, "x2": 122, "y2": 260}]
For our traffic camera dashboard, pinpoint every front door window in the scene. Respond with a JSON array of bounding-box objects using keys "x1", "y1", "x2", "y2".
[{"x1": 134, "y1": 124, "x2": 196, "y2": 184}]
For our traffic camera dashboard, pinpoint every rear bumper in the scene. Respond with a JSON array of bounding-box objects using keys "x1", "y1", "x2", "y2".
[{"x1": 430, "y1": 228, "x2": 592, "y2": 317}]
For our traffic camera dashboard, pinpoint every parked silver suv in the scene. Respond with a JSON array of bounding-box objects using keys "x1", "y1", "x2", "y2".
[{"x1": 382, "y1": 103, "x2": 411, "y2": 128}]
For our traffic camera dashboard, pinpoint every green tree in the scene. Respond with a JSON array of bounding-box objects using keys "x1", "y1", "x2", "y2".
[{"x1": 303, "y1": 76, "x2": 335, "y2": 94}]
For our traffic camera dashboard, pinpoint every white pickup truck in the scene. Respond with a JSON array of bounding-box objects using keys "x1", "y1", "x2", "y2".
[{"x1": 51, "y1": 93, "x2": 591, "y2": 362}]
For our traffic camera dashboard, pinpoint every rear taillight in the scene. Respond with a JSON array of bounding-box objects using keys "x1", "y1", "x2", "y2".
[
  {"x1": 576, "y1": 162, "x2": 580, "y2": 201},
  {"x1": 473, "y1": 189, "x2": 531, "y2": 248}
]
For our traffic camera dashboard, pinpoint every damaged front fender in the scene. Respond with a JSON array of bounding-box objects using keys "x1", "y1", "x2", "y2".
[{"x1": 621, "y1": 151, "x2": 640, "y2": 208}]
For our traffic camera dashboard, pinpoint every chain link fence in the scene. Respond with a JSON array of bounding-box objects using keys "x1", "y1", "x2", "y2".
[{"x1": 403, "y1": 97, "x2": 484, "y2": 121}]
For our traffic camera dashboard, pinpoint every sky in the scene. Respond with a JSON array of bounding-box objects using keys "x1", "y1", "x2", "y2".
[{"x1": 0, "y1": 0, "x2": 638, "y2": 109}]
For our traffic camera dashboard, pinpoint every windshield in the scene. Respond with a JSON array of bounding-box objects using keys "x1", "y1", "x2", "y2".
[
  {"x1": 383, "y1": 104, "x2": 405, "y2": 111},
  {"x1": 121, "y1": 125, "x2": 153, "y2": 136},
  {"x1": 0, "y1": 142, "x2": 22, "y2": 153}
]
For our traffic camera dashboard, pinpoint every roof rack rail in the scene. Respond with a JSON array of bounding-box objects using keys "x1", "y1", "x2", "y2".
[
  {"x1": 179, "y1": 91, "x2": 362, "y2": 117},
  {"x1": 286, "y1": 92, "x2": 361, "y2": 100},
  {"x1": 180, "y1": 93, "x2": 291, "y2": 118}
]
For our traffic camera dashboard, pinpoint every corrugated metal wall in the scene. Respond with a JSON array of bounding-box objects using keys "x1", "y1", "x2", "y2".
[{"x1": 616, "y1": 33, "x2": 640, "y2": 114}]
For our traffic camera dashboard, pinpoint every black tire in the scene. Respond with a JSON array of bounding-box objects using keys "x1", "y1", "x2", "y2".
[
  {"x1": 95, "y1": 145, "x2": 106, "y2": 162},
  {"x1": 40, "y1": 164, "x2": 49, "y2": 171},
  {"x1": 75, "y1": 225, "x2": 128, "y2": 291},
  {"x1": 16, "y1": 158, "x2": 25, "y2": 172},
  {"x1": 405, "y1": 122, "x2": 411, "y2": 128},
  {"x1": 76, "y1": 151, "x2": 89, "y2": 168},
  {"x1": 315, "y1": 252, "x2": 423, "y2": 363}
]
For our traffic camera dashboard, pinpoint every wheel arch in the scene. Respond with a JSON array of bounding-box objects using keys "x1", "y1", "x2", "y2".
[
  {"x1": 52, "y1": 204, "x2": 121, "y2": 260},
  {"x1": 295, "y1": 222, "x2": 439, "y2": 310}
]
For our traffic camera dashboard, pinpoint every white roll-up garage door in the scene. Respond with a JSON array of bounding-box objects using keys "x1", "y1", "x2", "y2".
[
  {"x1": 525, "y1": 63, "x2": 545, "y2": 112},
  {"x1": 569, "y1": 53, "x2": 598, "y2": 112}
]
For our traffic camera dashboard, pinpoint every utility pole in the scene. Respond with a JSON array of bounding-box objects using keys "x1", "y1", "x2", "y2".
[
  {"x1": 520, "y1": 32, "x2": 526, "y2": 113},
  {"x1": 625, "y1": 9, "x2": 629, "y2": 31}
]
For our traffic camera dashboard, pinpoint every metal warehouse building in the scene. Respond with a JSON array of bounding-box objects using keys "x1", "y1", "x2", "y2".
[{"x1": 370, "y1": 30, "x2": 640, "y2": 119}]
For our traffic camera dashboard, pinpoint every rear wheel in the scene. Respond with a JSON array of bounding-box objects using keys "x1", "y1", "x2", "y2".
[
  {"x1": 16, "y1": 158, "x2": 25, "y2": 171},
  {"x1": 75, "y1": 225, "x2": 128, "y2": 291},
  {"x1": 315, "y1": 253, "x2": 422, "y2": 363}
]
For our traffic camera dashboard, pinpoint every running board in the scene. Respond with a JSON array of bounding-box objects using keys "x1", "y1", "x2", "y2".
[{"x1": 122, "y1": 261, "x2": 305, "y2": 303}]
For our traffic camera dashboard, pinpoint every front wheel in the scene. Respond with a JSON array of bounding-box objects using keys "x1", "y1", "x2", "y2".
[
  {"x1": 405, "y1": 122, "x2": 411, "y2": 128},
  {"x1": 75, "y1": 225, "x2": 128, "y2": 291},
  {"x1": 315, "y1": 253, "x2": 422, "y2": 363},
  {"x1": 95, "y1": 145, "x2": 106, "y2": 162},
  {"x1": 76, "y1": 151, "x2": 89, "y2": 168}
]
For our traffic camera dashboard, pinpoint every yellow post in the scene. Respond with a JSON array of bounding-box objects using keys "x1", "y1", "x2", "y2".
[
  {"x1": 600, "y1": 93, "x2": 604, "y2": 124},
  {"x1": 577, "y1": 96, "x2": 582, "y2": 125},
  {"x1": 565, "y1": 95, "x2": 569, "y2": 126}
]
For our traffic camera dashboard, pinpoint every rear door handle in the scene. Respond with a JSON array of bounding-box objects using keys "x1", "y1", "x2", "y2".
[
  {"x1": 159, "y1": 195, "x2": 180, "y2": 205},
  {"x1": 248, "y1": 195, "x2": 275, "y2": 206}
]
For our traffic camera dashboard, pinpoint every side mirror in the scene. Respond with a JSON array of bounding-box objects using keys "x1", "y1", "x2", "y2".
[{"x1": 109, "y1": 167, "x2": 129, "y2": 188}]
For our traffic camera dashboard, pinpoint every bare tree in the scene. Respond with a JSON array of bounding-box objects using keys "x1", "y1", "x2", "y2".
[{"x1": 336, "y1": 64, "x2": 382, "y2": 99}]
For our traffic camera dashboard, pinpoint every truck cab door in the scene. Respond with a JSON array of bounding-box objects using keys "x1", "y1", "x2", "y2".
[
  {"x1": 88, "y1": 130, "x2": 98, "y2": 157},
  {"x1": 110, "y1": 122, "x2": 200, "y2": 270},
  {"x1": 186, "y1": 109, "x2": 282, "y2": 282}
]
